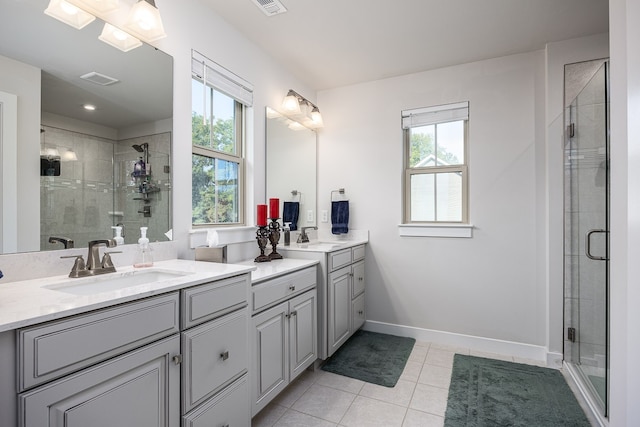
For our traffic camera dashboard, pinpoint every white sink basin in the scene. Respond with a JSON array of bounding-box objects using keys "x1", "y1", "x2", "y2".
[
  {"x1": 295, "y1": 241, "x2": 347, "y2": 251},
  {"x1": 44, "y1": 269, "x2": 192, "y2": 296}
]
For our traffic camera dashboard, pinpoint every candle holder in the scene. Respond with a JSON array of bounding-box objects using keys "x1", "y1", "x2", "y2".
[
  {"x1": 268, "y1": 218, "x2": 283, "y2": 260},
  {"x1": 254, "y1": 226, "x2": 271, "y2": 263}
]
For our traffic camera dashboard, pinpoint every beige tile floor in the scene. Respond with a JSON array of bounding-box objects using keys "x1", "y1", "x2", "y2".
[{"x1": 251, "y1": 341, "x2": 548, "y2": 427}]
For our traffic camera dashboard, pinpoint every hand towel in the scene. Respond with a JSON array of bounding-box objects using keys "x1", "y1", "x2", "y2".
[
  {"x1": 331, "y1": 200, "x2": 349, "y2": 235},
  {"x1": 283, "y1": 201, "x2": 300, "y2": 231}
]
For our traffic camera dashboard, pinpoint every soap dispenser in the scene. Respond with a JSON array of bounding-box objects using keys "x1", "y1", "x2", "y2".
[
  {"x1": 111, "y1": 226, "x2": 125, "y2": 245},
  {"x1": 133, "y1": 227, "x2": 153, "y2": 268},
  {"x1": 283, "y1": 223, "x2": 291, "y2": 246}
]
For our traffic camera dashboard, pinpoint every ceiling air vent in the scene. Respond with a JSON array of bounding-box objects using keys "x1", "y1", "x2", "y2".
[
  {"x1": 251, "y1": 0, "x2": 287, "y2": 16},
  {"x1": 80, "y1": 72, "x2": 119, "y2": 86}
]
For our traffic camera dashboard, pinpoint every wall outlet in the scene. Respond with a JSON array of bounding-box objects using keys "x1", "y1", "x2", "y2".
[
  {"x1": 321, "y1": 210, "x2": 328, "y2": 223},
  {"x1": 307, "y1": 210, "x2": 314, "y2": 222}
]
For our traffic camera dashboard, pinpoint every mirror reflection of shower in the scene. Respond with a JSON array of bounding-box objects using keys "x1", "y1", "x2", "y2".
[{"x1": 131, "y1": 142, "x2": 159, "y2": 217}]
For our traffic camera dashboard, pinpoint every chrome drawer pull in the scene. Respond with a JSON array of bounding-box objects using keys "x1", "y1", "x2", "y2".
[{"x1": 220, "y1": 351, "x2": 229, "y2": 361}]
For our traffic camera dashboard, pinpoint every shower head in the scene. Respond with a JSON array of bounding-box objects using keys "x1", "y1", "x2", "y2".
[{"x1": 132, "y1": 143, "x2": 148, "y2": 152}]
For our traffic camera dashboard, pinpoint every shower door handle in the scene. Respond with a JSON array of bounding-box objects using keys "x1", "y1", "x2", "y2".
[{"x1": 586, "y1": 229, "x2": 608, "y2": 261}]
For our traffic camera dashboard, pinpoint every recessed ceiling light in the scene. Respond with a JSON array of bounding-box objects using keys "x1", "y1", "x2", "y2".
[{"x1": 83, "y1": 104, "x2": 96, "y2": 111}]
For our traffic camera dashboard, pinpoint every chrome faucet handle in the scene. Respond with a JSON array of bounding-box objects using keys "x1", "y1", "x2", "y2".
[
  {"x1": 298, "y1": 226, "x2": 318, "y2": 244},
  {"x1": 101, "y1": 251, "x2": 121, "y2": 269},
  {"x1": 61, "y1": 255, "x2": 86, "y2": 277}
]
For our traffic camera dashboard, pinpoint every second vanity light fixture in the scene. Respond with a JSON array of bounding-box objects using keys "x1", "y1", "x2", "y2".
[
  {"x1": 44, "y1": 0, "x2": 166, "y2": 52},
  {"x1": 281, "y1": 89, "x2": 324, "y2": 129}
]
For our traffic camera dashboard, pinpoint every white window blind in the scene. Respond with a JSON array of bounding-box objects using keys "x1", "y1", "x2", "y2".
[
  {"x1": 192, "y1": 50, "x2": 254, "y2": 107},
  {"x1": 402, "y1": 101, "x2": 468, "y2": 129}
]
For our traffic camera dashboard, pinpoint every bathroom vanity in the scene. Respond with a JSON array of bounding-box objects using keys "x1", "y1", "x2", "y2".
[
  {"x1": 243, "y1": 259, "x2": 319, "y2": 416},
  {"x1": 279, "y1": 233, "x2": 368, "y2": 361},
  {"x1": 0, "y1": 260, "x2": 255, "y2": 427}
]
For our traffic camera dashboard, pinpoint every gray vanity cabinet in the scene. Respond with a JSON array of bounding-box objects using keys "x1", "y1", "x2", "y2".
[
  {"x1": 327, "y1": 246, "x2": 366, "y2": 357},
  {"x1": 250, "y1": 266, "x2": 317, "y2": 416},
  {"x1": 13, "y1": 272, "x2": 252, "y2": 427},
  {"x1": 19, "y1": 335, "x2": 180, "y2": 427},
  {"x1": 180, "y1": 274, "x2": 250, "y2": 426},
  {"x1": 17, "y1": 292, "x2": 182, "y2": 427}
]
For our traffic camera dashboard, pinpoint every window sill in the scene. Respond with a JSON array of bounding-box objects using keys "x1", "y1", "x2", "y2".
[
  {"x1": 190, "y1": 226, "x2": 255, "y2": 248},
  {"x1": 398, "y1": 223, "x2": 474, "y2": 238}
]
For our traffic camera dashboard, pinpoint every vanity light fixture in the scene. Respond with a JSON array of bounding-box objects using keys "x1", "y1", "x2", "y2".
[
  {"x1": 123, "y1": 0, "x2": 167, "y2": 43},
  {"x1": 280, "y1": 89, "x2": 324, "y2": 129},
  {"x1": 99, "y1": 23, "x2": 142, "y2": 52},
  {"x1": 64, "y1": 0, "x2": 119, "y2": 15},
  {"x1": 44, "y1": 0, "x2": 95, "y2": 29}
]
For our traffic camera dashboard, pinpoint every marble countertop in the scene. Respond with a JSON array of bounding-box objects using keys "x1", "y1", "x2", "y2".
[
  {"x1": 0, "y1": 259, "x2": 255, "y2": 333},
  {"x1": 236, "y1": 258, "x2": 320, "y2": 284},
  {"x1": 278, "y1": 238, "x2": 369, "y2": 253}
]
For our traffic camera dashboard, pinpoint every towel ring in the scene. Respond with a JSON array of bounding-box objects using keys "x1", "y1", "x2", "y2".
[{"x1": 331, "y1": 188, "x2": 347, "y2": 202}]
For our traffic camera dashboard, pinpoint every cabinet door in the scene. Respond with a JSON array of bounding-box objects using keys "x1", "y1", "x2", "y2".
[
  {"x1": 328, "y1": 266, "x2": 351, "y2": 356},
  {"x1": 19, "y1": 335, "x2": 180, "y2": 427},
  {"x1": 352, "y1": 292, "x2": 366, "y2": 331},
  {"x1": 251, "y1": 302, "x2": 288, "y2": 416},
  {"x1": 289, "y1": 289, "x2": 317, "y2": 380},
  {"x1": 182, "y1": 309, "x2": 248, "y2": 413},
  {"x1": 352, "y1": 260, "x2": 365, "y2": 297}
]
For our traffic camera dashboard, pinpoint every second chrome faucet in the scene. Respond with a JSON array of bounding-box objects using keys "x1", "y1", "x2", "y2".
[{"x1": 61, "y1": 239, "x2": 119, "y2": 278}]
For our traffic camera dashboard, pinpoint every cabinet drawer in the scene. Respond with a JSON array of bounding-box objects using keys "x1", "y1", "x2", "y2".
[
  {"x1": 182, "y1": 274, "x2": 249, "y2": 329},
  {"x1": 328, "y1": 248, "x2": 351, "y2": 271},
  {"x1": 352, "y1": 245, "x2": 365, "y2": 262},
  {"x1": 252, "y1": 267, "x2": 316, "y2": 312},
  {"x1": 352, "y1": 260, "x2": 365, "y2": 297},
  {"x1": 18, "y1": 292, "x2": 179, "y2": 391},
  {"x1": 182, "y1": 309, "x2": 248, "y2": 413},
  {"x1": 183, "y1": 375, "x2": 249, "y2": 427}
]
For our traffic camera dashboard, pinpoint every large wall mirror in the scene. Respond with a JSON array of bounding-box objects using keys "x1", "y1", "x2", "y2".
[
  {"x1": 0, "y1": 0, "x2": 173, "y2": 254},
  {"x1": 266, "y1": 108, "x2": 317, "y2": 230}
]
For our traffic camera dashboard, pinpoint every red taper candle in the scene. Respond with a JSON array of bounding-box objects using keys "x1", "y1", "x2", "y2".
[
  {"x1": 257, "y1": 204, "x2": 267, "y2": 226},
  {"x1": 269, "y1": 198, "x2": 280, "y2": 219}
]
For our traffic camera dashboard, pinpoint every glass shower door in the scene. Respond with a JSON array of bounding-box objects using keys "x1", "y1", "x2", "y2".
[{"x1": 564, "y1": 61, "x2": 609, "y2": 415}]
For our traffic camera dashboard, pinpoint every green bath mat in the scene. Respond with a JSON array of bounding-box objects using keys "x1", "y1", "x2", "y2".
[
  {"x1": 445, "y1": 354, "x2": 591, "y2": 426},
  {"x1": 321, "y1": 330, "x2": 415, "y2": 387}
]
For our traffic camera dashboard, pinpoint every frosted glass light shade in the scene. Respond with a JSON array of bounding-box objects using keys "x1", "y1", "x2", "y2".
[
  {"x1": 99, "y1": 23, "x2": 142, "y2": 52},
  {"x1": 44, "y1": 0, "x2": 95, "y2": 29},
  {"x1": 124, "y1": 0, "x2": 166, "y2": 42},
  {"x1": 61, "y1": 149, "x2": 79, "y2": 162},
  {"x1": 310, "y1": 107, "x2": 324, "y2": 128},
  {"x1": 65, "y1": 0, "x2": 119, "y2": 15},
  {"x1": 282, "y1": 91, "x2": 301, "y2": 114}
]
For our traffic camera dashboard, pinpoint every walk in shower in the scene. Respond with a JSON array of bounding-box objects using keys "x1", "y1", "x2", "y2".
[{"x1": 563, "y1": 59, "x2": 609, "y2": 419}]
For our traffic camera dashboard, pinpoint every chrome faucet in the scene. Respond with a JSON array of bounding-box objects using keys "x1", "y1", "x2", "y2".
[
  {"x1": 87, "y1": 239, "x2": 117, "y2": 270},
  {"x1": 61, "y1": 239, "x2": 119, "y2": 278},
  {"x1": 297, "y1": 226, "x2": 318, "y2": 244},
  {"x1": 49, "y1": 236, "x2": 74, "y2": 249}
]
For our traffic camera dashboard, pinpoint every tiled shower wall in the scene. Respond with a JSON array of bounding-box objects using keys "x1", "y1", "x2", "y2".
[{"x1": 40, "y1": 126, "x2": 171, "y2": 250}]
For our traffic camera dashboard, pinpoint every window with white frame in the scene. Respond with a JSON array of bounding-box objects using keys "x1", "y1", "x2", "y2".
[
  {"x1": 191, "y1": 51, "x2": 253, "y2": 225},
  {"x1": 402, "y1": 101, "x2": 469, "y2": 224}
]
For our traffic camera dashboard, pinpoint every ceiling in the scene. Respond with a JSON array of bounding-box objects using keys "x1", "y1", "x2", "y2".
[{"x1": 203, "y1": 0, "x2": 609, "y2": 91}]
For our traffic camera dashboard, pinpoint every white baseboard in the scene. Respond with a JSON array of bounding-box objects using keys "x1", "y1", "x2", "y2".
[{"x1": 363, "y1": 320, "x2": 555, "y2": 367}]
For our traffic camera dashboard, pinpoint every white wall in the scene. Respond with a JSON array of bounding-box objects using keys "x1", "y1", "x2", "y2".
[
  {"x1": 317, "y1": 51, "x2": 548, "y2": 350},
  {"x1": 152, "y1": 0, "x2": 316, "y2": 258},
  {"x1": 609, "y1": 0, "x2": 640, "y2": 424},
  {"x1": 0, "y1": 55, "x2": 41, "y2": 253}
]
